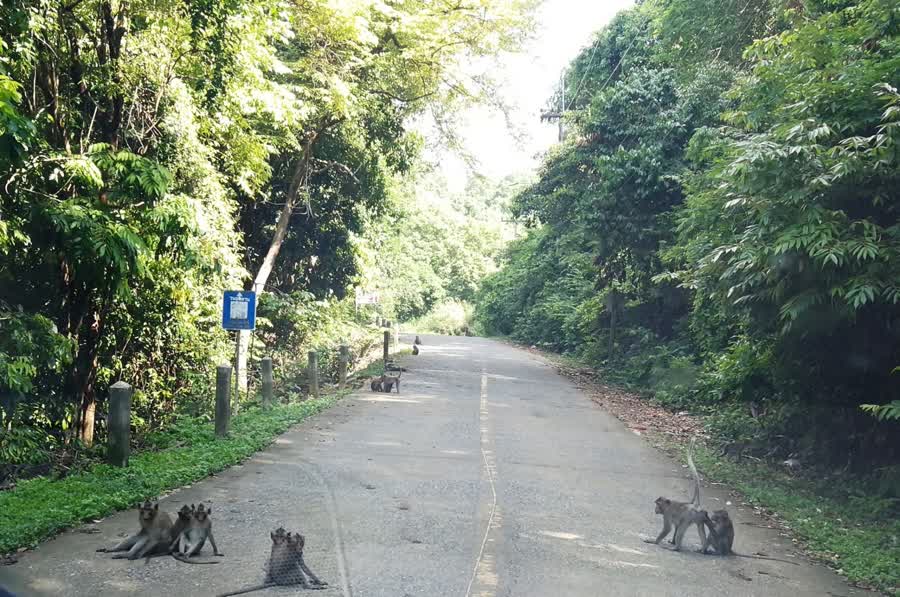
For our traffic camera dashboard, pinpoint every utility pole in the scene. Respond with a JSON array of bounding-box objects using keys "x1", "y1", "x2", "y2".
[{"x1": 540, "y1": 69, "x2": 566, "y2": 142}]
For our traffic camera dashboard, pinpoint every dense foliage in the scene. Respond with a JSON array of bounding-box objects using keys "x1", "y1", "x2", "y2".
[
  {"x1": 476, "y1": 0, "x2": 900, "y2": 471},
  {"x1": 0, "y1": 0, "x2": 535, "y2": 462},
  {"x1": 360, "y1": 171, "x2": 523, "y2": 326}
]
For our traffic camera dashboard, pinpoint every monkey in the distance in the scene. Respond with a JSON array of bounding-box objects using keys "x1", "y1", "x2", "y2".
[
  {"x1": 217, "y1": 527, "x2": 326, "y2": 596},
  {"x1": 645, "y1": 438, "x2": 709, "y2": 551},
  {"x1": 380, "y1": 373, "x2": 400, "y2": 393},
  {"x1": 370, "y1": 377, "x2": 383, "y2": 392},
  {"x1": 701, "y1": 509, "x2": 799, "y2": 565},
  {"x1": 97, "y1": 501, "x2": 172, "y2": 560},
  {"x1": 414, "y1": 335, "x2": 421, "y2": 345},
  {"x1": 412, "y1": 344, "x2": 419, "y2": 355}
]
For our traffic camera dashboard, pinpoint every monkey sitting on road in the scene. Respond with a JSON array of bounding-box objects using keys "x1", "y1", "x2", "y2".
[
  {"x1": 217, "y1": 527, "x2": 327, "y2": 596},
  {"x1": 644, "y1": 438, "x2": 709, "y2": 551},
  {"x1": 414, "y1": 335, "x2": 421, "y2": 345},
  {"x1": 370, "y1": 377, "x2": 383, "y2": 392},
  {"x1": 701, "y1": 509, "x2": 799, "y2": 565},
  {"x1": 170, "y1": 503, "x2": 223, "y2": 563},
  {"x1": 412, "y1": 344, "x2": 419, "y2": 355},
  {"x1": 97, "y1": 501, "x2": 173, "y2": 560}
]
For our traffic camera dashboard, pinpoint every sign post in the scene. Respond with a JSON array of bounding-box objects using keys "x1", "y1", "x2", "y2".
[{"x1": 222, "y1": 291, "x2": 256, "y2": 408}]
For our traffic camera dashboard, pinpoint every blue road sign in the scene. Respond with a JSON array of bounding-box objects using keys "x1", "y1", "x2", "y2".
[{"x1": 222, "y1": 291, "x2": 256, "y2": 330}]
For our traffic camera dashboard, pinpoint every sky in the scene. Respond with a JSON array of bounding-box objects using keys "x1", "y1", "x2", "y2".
[{"x1": 431, "y1": 0, "x2": 635, "y2": 192}]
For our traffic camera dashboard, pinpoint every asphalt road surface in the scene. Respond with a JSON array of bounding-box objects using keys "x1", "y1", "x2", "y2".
[{"x1": 0, "y1": 334, "x2": 877, "y2": 597}]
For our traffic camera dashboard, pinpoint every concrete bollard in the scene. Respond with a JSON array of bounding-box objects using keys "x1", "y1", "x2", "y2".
[
  {"x1": 338, "y1": 345, "x2": 349, "y2": 389},
  {"x1": 261, "y1": 357, "x2": 274, "y2": 408},
  {"x1": 107, "y1": 381, "x2": 132, "y2": 467},
  {"x1": 393, "y1": 323, "x2": 399, "y2": 347},
  {"x1": 215, "y1": 364, "x2": 232, "y2": 437},
  {"x1": 308, "y1": 350, "x2": 319, "y2": 399},
  {"x1": 383, "y1": 330, "x2": 390, "y2": 365}
]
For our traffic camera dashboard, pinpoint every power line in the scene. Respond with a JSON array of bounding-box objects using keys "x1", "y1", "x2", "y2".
[
  {"x1": 566, "y1": 36, "x2": 602, "y2": 111},
  {"x1": 574, "y1": 29, "x2": 641, "y2": 111}
]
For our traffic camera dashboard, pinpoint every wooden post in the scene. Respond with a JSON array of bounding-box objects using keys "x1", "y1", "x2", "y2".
[
  {"x1": 233, "y1": 331, "x2": 241, "y2": 412},
  {"x1": 107, "y1": 381, "x2": 132, "y2": 467},
  {"x1": 383, "y1": 330, "x2": 390, "y2": 365},
  {"x1": 261, "y1": 357, "x2": 274, "y2": 408},
  {"x1": 308, "y1": 350, "x2": 319, "y2": 399},
  {"x1": 216, "y1": 364, "x2": 232, "y2": 438},
  {"x1": 338, "y1": 345, "x2": 349, "y2": 389}
]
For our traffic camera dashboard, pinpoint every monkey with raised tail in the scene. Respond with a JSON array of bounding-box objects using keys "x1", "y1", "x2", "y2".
[{"x1": 644, "y1": 438, "x2": 709, "y2": 551}]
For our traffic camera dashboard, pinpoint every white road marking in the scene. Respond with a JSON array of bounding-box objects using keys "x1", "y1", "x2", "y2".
[{"x1": 464, "y1": 370, "x2": 499, "y2": 597}]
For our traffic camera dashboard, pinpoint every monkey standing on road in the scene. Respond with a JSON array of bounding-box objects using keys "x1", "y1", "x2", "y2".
[
  {"x1": 644, "y1": 438, "x2": 710, "y2": 551},
  {"x1": 97, "y1": 501, "x2": 173, "y2": 560},
  {"x1": 216, "y1": 528, "x2": 327, "y2": 596}
]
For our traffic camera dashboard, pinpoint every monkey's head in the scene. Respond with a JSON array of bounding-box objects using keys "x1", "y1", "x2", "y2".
[
  {"x1": 271, "y1": 527, "x2": 288, "y2": 544},
  {"x1": 286, "y1": 532, "x2": 305, "y2": 552},
  {"x1": 139, "y1": 501, "x2": 159, "y2": 522},
  {"x1": 177, "y1": 505, "x2": 193, "y2": 521},
  {"x1": 653, "y1": 497, "x2": 670, "y2": 514},
  {"x1": 710, "y1": 509, "x2": 731, "y2": 525},
  {"x1": 194, "y1": 504, "x2": 210, "y2": 521}
]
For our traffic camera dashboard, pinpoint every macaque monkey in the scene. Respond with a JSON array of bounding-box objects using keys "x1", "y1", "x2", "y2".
[
  {"x1": 217, "y1": 528, "x2": 326, "y2": 596},
  {"x1": 380, "y1": 373, "x2": 400, "y2": 393},
  {"x1": 171, "y1": 503, "x2": 223, "y2": 563},
  {"x1": 412, "y1": 344, "x2": 419, "y2": 355},
  {"x1": 414, "y1": 335, "x2": 422, "y2": 345},
  {"x1": 701, "y1": 509, "x2": 734, "y2": 555},
  {"x1": 139, "y1": 504, "x2": 193, "y2": 562},
  {"x1": 645, "y1": 438, "x2": 708, "y2": 551},
  {"x1": 97, "y1": 501, "x2": 173, "y2": 560},
  {"x1": 701, "y1": 509, "x2": 799, "y2": 565},
  {"x1": 370, "y1": 377, "x2": 383, "y2": 392}
]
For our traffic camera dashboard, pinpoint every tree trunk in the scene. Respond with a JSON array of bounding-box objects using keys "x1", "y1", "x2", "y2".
[{"x1": 236, "y1": 123, "x2": 334, "y2": 391}]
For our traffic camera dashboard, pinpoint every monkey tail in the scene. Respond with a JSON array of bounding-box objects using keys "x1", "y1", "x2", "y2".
[
  {"x1": 687, "y1": 436, "x2": 701, "y2": 506},
  {"x1": 216, "y1": 584, "x2": 274, "y2": 597},
  {"x1": 737, "y1": 553, "x2": 800, "y2": 566}
]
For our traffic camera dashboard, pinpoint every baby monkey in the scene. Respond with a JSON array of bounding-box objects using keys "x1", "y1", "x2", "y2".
[{"x1": 170, "y1": 503, "x2": 224, "y2": 563}]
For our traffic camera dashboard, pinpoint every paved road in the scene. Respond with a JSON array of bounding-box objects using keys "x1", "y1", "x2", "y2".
[{"x1": 0, "y1": 335, "x2": 875, "y2": 597}]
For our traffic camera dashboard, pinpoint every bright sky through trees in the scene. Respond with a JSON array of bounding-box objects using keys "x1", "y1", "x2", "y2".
[{"x1": 434, "y1": 0, "x2": 634, "y2": 190}]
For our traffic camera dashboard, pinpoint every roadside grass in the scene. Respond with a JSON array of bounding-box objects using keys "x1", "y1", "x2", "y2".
[{"x1": 0, "y1": 396, "x2": 337, "y2": 554}]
